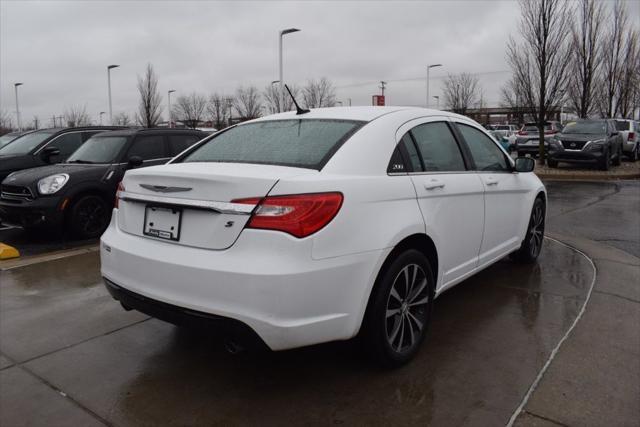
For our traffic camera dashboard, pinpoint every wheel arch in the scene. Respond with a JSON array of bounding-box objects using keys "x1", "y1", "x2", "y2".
[{"x1": 359, "y1": 233, "x2": 438, "y2": 334}]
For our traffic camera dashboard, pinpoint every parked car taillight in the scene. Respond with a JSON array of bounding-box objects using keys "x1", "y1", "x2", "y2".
[
  {"x1": 115, "y1": 181, "x2": 124, "y2": 208},
  {"x1": 544, "y1": 130, "x2": 558, "y2": 135},
  {"x1": 232, "y1": 192, "x2": 343, "y2": 238},
  {"x1": 518, "y1": 130, "x2": 528, "y2": 136},
  {"x1": 629, "y1": 132, "x2": 635, "y2": 141}
]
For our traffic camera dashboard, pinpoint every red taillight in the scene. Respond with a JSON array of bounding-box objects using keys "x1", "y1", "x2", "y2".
[
  {"x1": 518, "y1": 130, "x2": 528, "y2": 136},
  {"x1": 544, "y1": 130, "x2": 558, "y2": 135},
  {"x1": 629, "y1": 132, "x2": 635, "y2": 141},
  {"x1": 232, "y1": 192, "x2": 343, "y2": 238},
  {"x1": 115, "y1": 181, "x2": 124, "y2": 208}
]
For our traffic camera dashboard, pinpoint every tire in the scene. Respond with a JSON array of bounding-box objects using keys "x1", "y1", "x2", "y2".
[
  {"x1": 633, "y1": 145, "x2": 639, "y2": 162},
  {"x1": 599, "y1": 148, "x2": 611, "y2": 171},
  {"x1": 612, "y1": 145, "x2": 622, "y2": 166},
  {"x1": 547, "y1": 159, "x2": 558, "y2": 168},
  {"x1": 511, "y1": 197, "x2": 545, "y2": 263},
  {"x1": 362, "y1": 249, "x2": 435, "y2": 368},
  {"x1": 67, "y1": 194, "x2": 111, "y2": 239}
]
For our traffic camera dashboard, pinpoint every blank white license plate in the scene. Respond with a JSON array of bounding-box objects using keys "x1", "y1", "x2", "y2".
[{"x1": 143, "y1": 206, "x2": 182, "y2": 241}]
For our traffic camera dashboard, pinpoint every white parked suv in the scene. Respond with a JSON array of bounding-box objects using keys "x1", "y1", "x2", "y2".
[
  {"x1": 615, "y1": 119, "x2": 639, "y2": 161},
  {"x1": 101, "y1": 107, "x2": 546, "y2": 367}
]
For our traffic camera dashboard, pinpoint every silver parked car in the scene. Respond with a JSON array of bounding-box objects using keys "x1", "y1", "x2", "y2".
[{"x1": 615, "y1": 119, "x2": 639, "y2": 162}]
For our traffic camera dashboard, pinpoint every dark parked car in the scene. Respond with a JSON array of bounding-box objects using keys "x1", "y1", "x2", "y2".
[
  {"x1": 0, "y1": 130, "x2": 38, "y2": 150},
  {"x1": 0, "y1": 126, "x2": 125, "y2": 182},
  {"x1": 515, "y1": 121, "x2": 563, "y2": 157},
  {"x1": 546, "y1": 119, "x2": 624, "y2": 170},
  {"x1": 0, "y1": 128, "x2": 206, "y2": 238}
]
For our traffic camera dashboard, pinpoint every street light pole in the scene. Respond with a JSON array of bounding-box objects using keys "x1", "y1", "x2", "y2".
[
  {"x1": 426, "y1": 64, "x2": 442, "y2": 108},
  {"x1": 279, "y1": 28, "x2": 300, "y2": 113},
  {"x1": 99, "y1": 111, "x2": 105, "y2": 125},
  {"x1": 107, "y1": 64, "x2": 120, "y2": 125},
  {"x1": 168, "y1": 90, "x2": 176, "y2": 128},
  {"x1": 14, "y1": 83, "x2": 23, "y2": 131},
  {"x1": 433, "y1": 96, "x2": 440, "y2": 109}
]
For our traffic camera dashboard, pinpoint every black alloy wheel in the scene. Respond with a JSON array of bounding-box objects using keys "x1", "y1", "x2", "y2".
[{"x1": 68, "y1": 195, "x2": 110, "y2": 239}]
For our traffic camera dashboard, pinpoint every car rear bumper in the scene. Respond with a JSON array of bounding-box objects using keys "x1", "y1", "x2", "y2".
[
  {"x1": 0, "y1": 196, "x2": 64, "y2": 227},
  {"x1": 100, "y1": 211, "x2": 387, "y2": 351}
]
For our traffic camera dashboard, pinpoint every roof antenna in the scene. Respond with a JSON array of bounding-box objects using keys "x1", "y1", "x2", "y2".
[{"x1": 285, "y1": 84, "x2": 310, "y2": 115}]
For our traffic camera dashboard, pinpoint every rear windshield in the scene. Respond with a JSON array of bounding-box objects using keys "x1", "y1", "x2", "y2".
[
  {"x1": 181, "y1": 119, "x2": 364, "y2": 169},
  {"x1": 67, "y1": 136, "x2": 129, "y2": 164},
  {"x1": 0, "y1": 130, "x2": 55, "y2": 155},
  {"x1": 615, "y1": 120, "x2": 630, "y2": 131},
  {"x1": 523, "y1": 123, "x2": 552, "y2": 132}
]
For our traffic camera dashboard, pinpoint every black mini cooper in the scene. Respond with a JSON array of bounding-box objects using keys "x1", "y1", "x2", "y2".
[{"x1": 0, "y1": 128, "x2": 206, "y2": 238}]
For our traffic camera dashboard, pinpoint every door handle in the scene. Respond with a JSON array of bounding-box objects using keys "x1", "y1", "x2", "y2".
[
  {"x1": 485, "y1": 177, "x2": 499, "y2": 186},
  {"x1": 424, "y1": 179, "x2": 445, "y2": 190}
]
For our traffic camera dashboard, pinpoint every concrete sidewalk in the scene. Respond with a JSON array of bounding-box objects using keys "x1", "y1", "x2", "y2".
[{"x1": 515, "y1": 233, "x2": 640, "y2": 426}]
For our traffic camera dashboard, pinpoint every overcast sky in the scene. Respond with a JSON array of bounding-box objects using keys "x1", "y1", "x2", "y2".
[{"x1": 1, "y1": 0, "x2": 639, "y2": 127}]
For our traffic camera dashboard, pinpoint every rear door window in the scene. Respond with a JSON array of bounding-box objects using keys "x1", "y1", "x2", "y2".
[
  {"x1": 181, "y1": 119, "x2": 364, "y2": 170},
  {"x1": 387, "y1": 134, "x2": 423, "y2": 173},
  {"x1": 409, "y1": 122, "x2": 466, "y2": 172},
  {"x1": 126, "y1": 135, "x2": 167, "y2": 160},
  {"x1": 168, "y1": 134, "x2": 201, "y2": 156}
]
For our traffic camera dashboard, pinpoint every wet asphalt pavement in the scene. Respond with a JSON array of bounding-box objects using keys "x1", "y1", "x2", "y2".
[{"x1": 0, "y1": 180, "x2": 638, "y2": 426}]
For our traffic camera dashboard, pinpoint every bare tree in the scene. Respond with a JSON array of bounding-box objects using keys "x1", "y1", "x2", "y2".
[
  {"x1": 263, "y1": 84, "x2": 300, "y2": 114},
  {"x1": 615, "y1": 29, "x2": 639, "y2": 118},
  {"x1": 233, "y1": 86, "x2": 262, "y2": 119},
  {"x1": 207, "y1": 93, "x2": 229, "y2": 129},
  {"x1": 113, "y1": 112, "x2": 132, "y2": 126},
  {"x1": 442, "y1": 73, "x2": 481, "y2": 114},
  {"x1": 598, "y1": 0, "x2": 629, "y2": 118},
  {"x1": 135, "y1": 63, "x2": 163, "y2": 128},
  {"x1": 567, "y1": 0, "x2": 606, "y2": 118},
  {"x1": 173, "y1": 92, "x2": 208, "y2": 128},
  {"x1": 0, "y1": 110, "x2": 13, "y2": 132},
  {"x1": 506, "y1": 0, "x2": 574, "y2": 164},
  {"x1": 64, "y1": 105, "x2": 91, "y2": 127},
  {"x1": 302, "y1": 78, "x2": 337, "y2": 108}
]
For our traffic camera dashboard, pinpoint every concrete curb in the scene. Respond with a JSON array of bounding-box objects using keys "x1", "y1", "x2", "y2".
[
  {"x1": 0, "y1": 244, "x2": 99, "y2": 271},
  {"x1": 535, "y1": 171, "x2": 640, "y2": 181}
]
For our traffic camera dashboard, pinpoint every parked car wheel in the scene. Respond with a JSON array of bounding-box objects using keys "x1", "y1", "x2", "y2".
[
  {"x1": 511, "y1": 197, "x2": 545, "y2": 263},
  {"x1": 363, "y1": 249, "x2": 435, "y2": 368},
  {"x1": 612, "y1": 145, "x2": 622, "y2": 166},
  {"x1": 599, "y1": 148, "x2": 611, "y2": 171},
  {"x1": 68, "y1": 194, "x2": 111, "y2": 239}
]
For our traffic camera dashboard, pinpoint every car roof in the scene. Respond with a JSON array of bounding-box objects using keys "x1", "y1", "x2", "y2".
[
  {"x1": 248, "y1": 106, "x2": 464, "y2": 123},
  {"x1": 91, "y1": 128, "x2": 207, "y2": 137}
]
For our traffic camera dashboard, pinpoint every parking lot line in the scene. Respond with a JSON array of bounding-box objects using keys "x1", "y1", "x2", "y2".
[{"x1": 506, "y1": 236, "x2": 597, "y2": 427}]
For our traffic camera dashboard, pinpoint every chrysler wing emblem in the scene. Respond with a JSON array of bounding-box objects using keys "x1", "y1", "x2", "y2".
[{"x1": 139, "y1": 184, "x2": 192, "y2": 193}]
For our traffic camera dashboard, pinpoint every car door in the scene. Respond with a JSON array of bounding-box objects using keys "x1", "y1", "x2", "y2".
[
  {"x1": 453, "y1": 120, "x2": 530, "y2": 266},
  {"x1": 125, "y1": 134, "x2": 170, "y2": 167},
  {"x1": 398, "y1": 118, "x2": 485, "y2": 289}
]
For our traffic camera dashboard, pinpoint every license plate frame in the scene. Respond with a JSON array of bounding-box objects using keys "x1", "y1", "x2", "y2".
[{"x1": 143, "y1": 205, "x2": 182, "y2": 241}]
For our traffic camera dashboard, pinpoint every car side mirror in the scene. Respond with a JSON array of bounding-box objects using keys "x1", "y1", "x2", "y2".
[
  {"x1": 127, "y1": 156, "x2": 143, "y2": 169},
  {"x1": 40, "y1": 146, "x2": 61, "y2": 163},
  {"x1": 514, "y1": 157, "x2": 535, "y2": 173}
]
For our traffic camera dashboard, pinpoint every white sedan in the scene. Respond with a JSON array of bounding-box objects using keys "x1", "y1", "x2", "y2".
[{"x1": 100, "y1": 107, "x2": 546, "y2": 367}]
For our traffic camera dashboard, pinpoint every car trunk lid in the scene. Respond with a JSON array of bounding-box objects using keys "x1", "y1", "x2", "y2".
[{"x1": 117, "y1": 162, "x2": 315, "y2": 250}]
